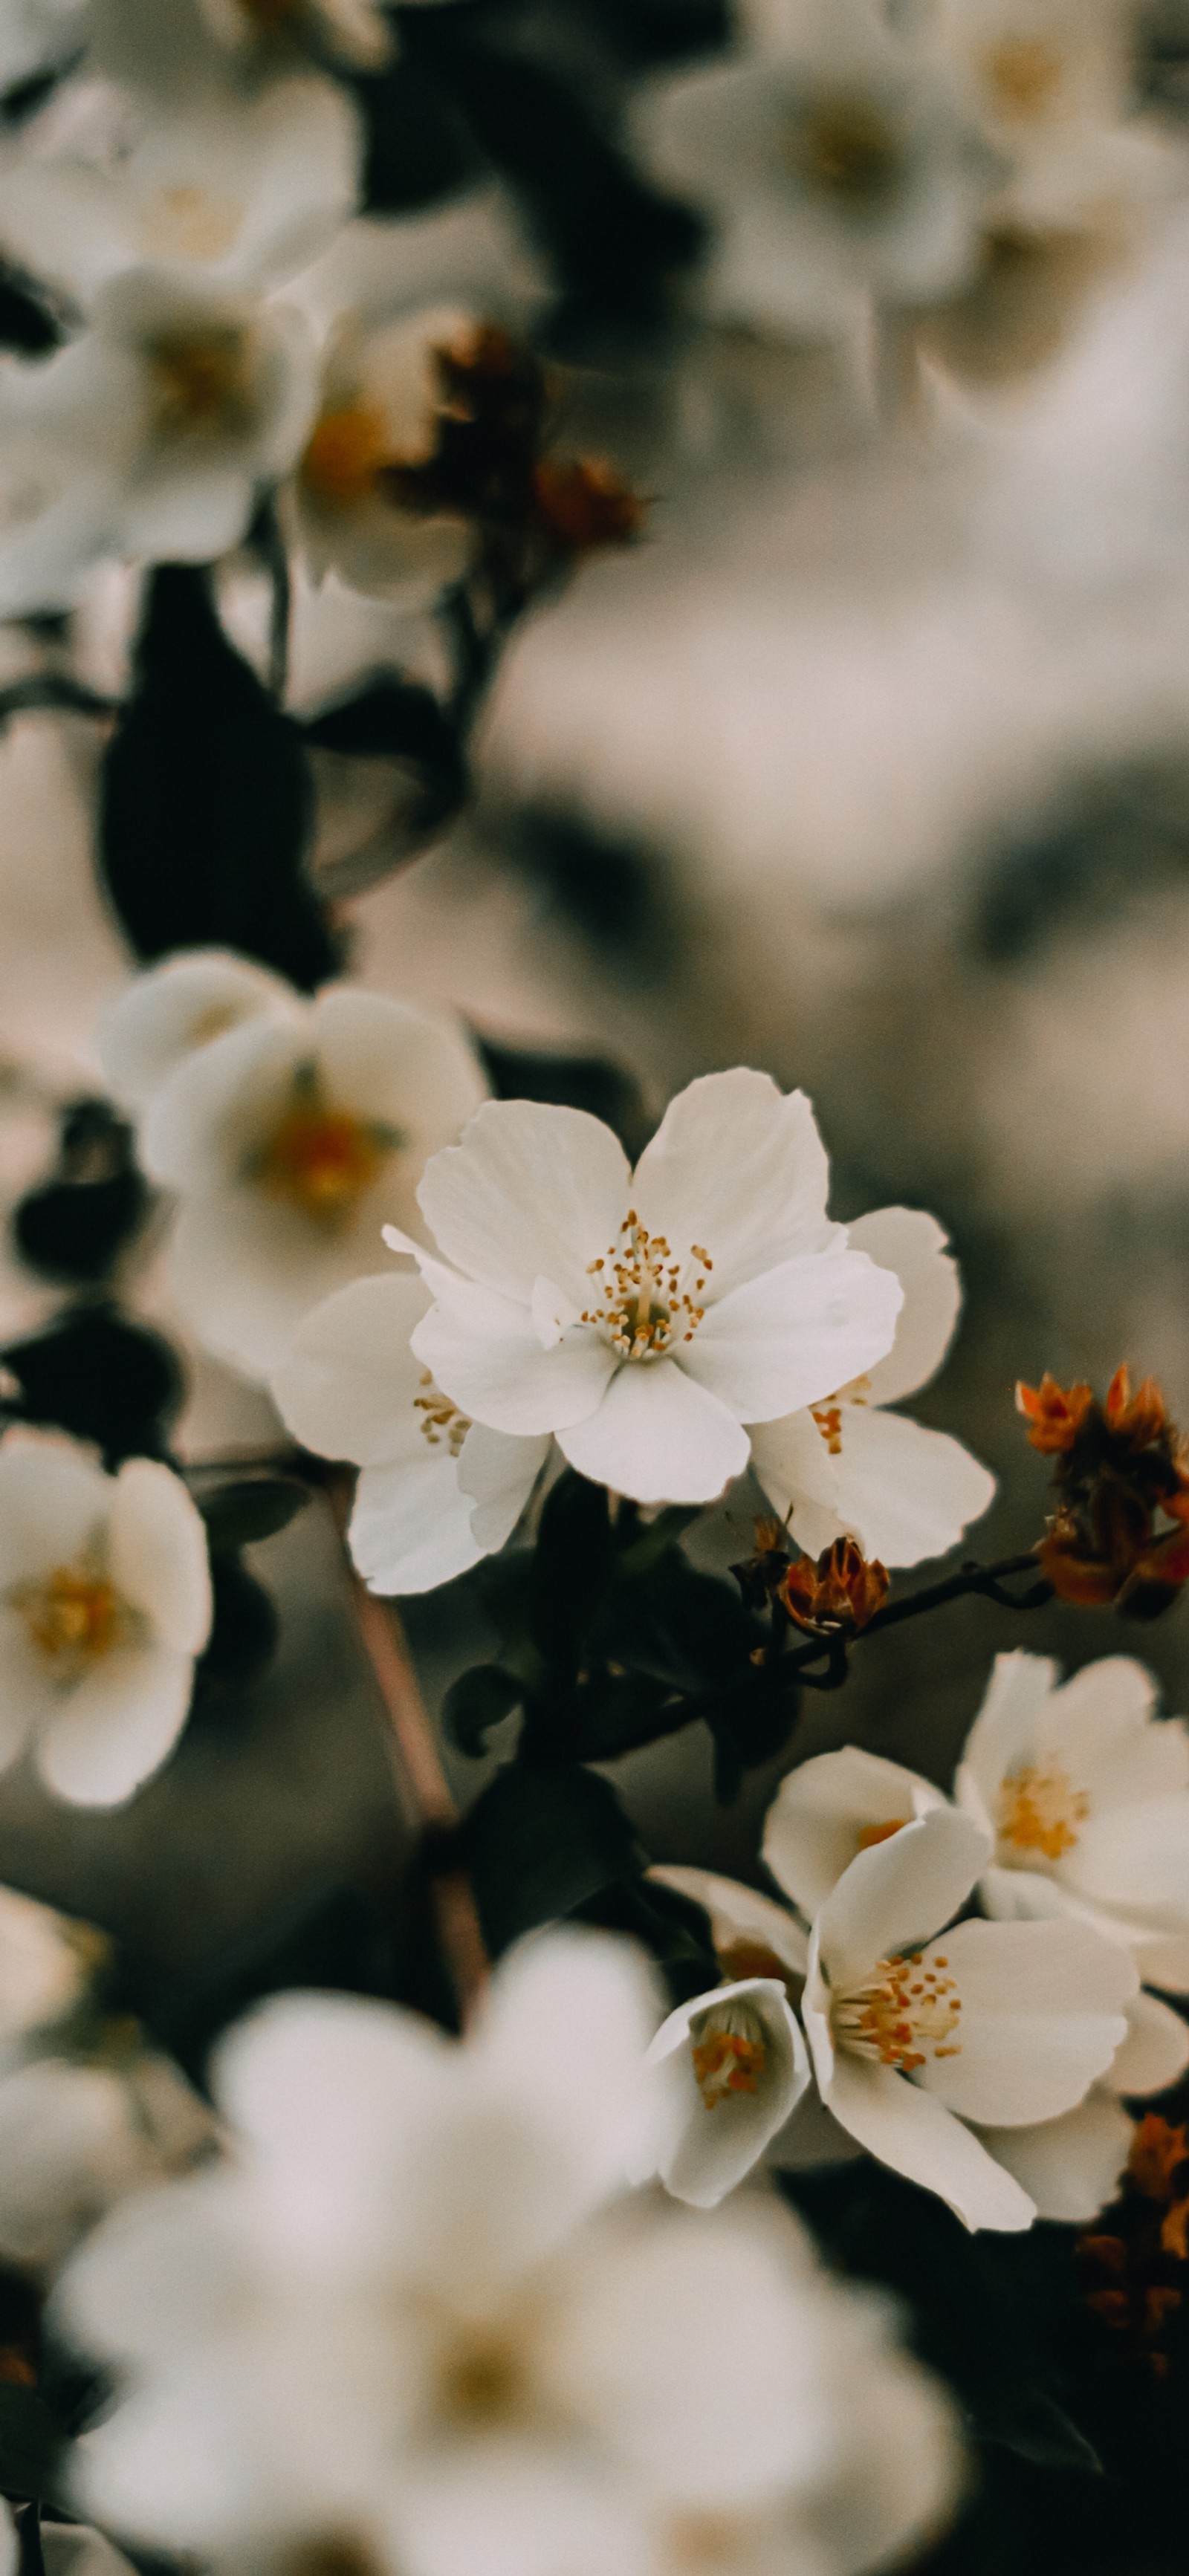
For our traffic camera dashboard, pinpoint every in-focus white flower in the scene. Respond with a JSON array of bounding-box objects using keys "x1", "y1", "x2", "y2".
[
  {"x1": 294, "y1": 301, "x2": 475, "y2": 606},
  {"x1": 107, "y1": 965, "x2": 488, "y2": 1378},
  {"x1": 270, "y1": 1273, "x2": 550, "y2": 1592},
  {"x1": 956, "y1": 1651, "x2": 1189, "y2": 1994},
  {"x1": 762, "y1": 1743, "x2": 950, "y2": 1922},
  {"x1": 0, "y1": 72, "x2": 360, "y2": 307},
  {"x1": 97, "y1": 947, "x2": 299, "y2": 1116},
  {"x1": 802, "y1": 1803, "x2": 1137, "y2": 2228},
  {"x1": 644, "y1": 1972, "x2": 809, "y2": 2208},
  {"x1": 974, "y1": 1983, "x2": 1189, "y2": 2223},
  {"x1": 0, "y1": 267, "x2": 317, "y2": 614},
  {"x1": 56, "y1": 1928, "x2": 962, "y2": 2576},
  {"x1": 639, "y1": 0, "x2": 998, "y2": 341},
  {"x1": 0, "y1": 1429, "x2": 212, "y2": 1806},
  {"x1": 386, "y1": 1069, "x2": 904, "y2": 1509},
  {"x1": 750, "y1": 1208, "x2": 995, "y2": 1568}
]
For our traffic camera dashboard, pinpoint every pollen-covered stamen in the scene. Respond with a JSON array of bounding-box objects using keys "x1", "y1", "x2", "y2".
[
  {"x1": 832, "y1": 1948, "x2": 962, "y2": 2074},
  {"x1": 13, "y1": 1563, "x2": 137, "y2": 1673},
  {"x1": 690, "y1": 1998, "x2": 768, "y2": 2109},
  {"x1": 997, "y1": 1762, "x2": 1088, "y2": 1862},
  {"x1": 811, "y1": 1404, "x2": 843, "y2": 1456},
  {"x1": 247, "y1": 1066, "x2": 401, "y2": 1227},
  {"x1": 413, "y1": 1370, "x2": 470, "y2": 1458},
  {"x1": 581, "y1": 1214, "x2": 713, "y2": 1361}
]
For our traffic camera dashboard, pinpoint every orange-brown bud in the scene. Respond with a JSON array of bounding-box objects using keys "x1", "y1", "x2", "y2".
[
  {"x1": 531, "y1": 456, "x2": 645, "y2": 554},
  {"x1": 1129, "y1": 2115, "x2": 1189, "y2": 2204},
  {"x1": 1015, "y1": 1372, "x2": 1094, "y2": 1453},
  {"x1": 779, "y1": 1536, "x2": 890, "y2": 1635},
  {"x1": 1104, "y1": 1364, "x2": 1170, "y2": 1452}
]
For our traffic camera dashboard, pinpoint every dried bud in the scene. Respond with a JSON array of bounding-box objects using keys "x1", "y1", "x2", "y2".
[
  {"x1": 1130, "y1": 2115, "x2": 1189, "y2": 2207},
  {"x1": 531, "y1": 457, "x2": 645, "y2": 556},
  {"x1": 1104, "y1": 1365, "x2": 1170, "y2": 1453},
  {"x1": 779, "y1": 1536, "x2": 890, "y2": 1636},
  {"x1": 1015, "y1": 1372, "x2": 1094, "y2": 1453},
  {"x1": 730, "y1": 1516, "x2": 793, "y2": 1610},
  {"x1": 1023, "y1": 1364, "x2": 1189, "y2": 1619}
]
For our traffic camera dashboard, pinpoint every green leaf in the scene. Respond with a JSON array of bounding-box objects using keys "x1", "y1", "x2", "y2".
[
  {"x1": 0, "y1": 2385, "x2": 68, "y2": 2503},
  {"x1": 592, "y1": 1554, "x2": 759, "y2": 1696},
  {"x1": 462, "y1": 1762, "x2": 641, "y2": 1955},
  {"x1": 442, "y1": 1664, "x2": 523, "y2": 1757},
  {"x1": 976, "y1": 2386, "x2": 1101, "y2": 2475},
  {"x1": 477, "y1": 1037, "x2": 652, "y2": 1161},
  {"x1": 195, "y1": 1476, "x2": 311, "y2": 1554},
  {"x1": 529, "y1": 1472, "x2": 616, "y2": 1675}
]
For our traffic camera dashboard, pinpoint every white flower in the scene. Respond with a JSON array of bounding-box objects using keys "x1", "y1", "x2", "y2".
[
  {"x1": 0, "y1": 71, "x2": 360, "y2": 307},
  {"x1": 270, "y1": 1273, "x2": 549, "y2": 1594},
  {"x1": 974, "y1": 1985, "x2": 1189, "y2": 2223},
  {"x1": 0, "y1": 1881, "x2": 100, "y2": 2037},
  {"x1": 955, "y1": 1651, "x2": 1189, "y2": 1994},
  {"x1": 386, "y1": 1069, "x2": 904, "y2": 1509},
  {"x1": 644, "y1": 1973, "x2": 809, "y2": 2208},
  {"x1": 930, "y1": 0, "x2": 1136, "y2": 167},
  {"x1": 0, "y1": 266, "x2": 317, "y2": 614},
  {"x1": 750, "y1": 1208, "x2": 995, "y2": 1568},
  {"x1": 56, "y1": 1929, "x2": 962, "y2": 2576},
  {"x1": 107, "y1": 967, "x2": 488, "y2": 1378},
  {"x1": 97, "y1": 947, "x2": 299, "y2": 1116},
  {"x1": 638, "y1": 0, "x2": 997, "y2": 342},
  {"x1": 293, "y1": 301, "x2": 475, "y2": 607},
  {"x1": 0, "y1": 1429, "x2": 212, "y2": 1807},
  {"x1": 762, "y1": 1743, "x2": 950, "y2": 1924},
  {"x1": 802, "y1": 1803, "x2": 1138, "y2": 2229},
  {"x1": 0, "y1": 2034, "x2": 216, "y2": 2269}
]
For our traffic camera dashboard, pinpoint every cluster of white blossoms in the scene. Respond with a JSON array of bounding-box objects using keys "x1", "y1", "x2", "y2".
[
  {"x1": 52, "y1": 1929, "x2": 963, "y2": 2576},
  {"x1": 646, "y1": 1650, "x2": 1189, "y2": 2229}
]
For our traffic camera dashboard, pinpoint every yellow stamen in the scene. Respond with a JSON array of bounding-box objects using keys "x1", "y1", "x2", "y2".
[
  {"x1": 833, "y1": 1948, "x2": 962, "y2": 2074},
  {"x1": 811, "y1": 1403, "x2": 844, "y2": 1456},
  {"x1": 16, "y1": 1566, "x2": 133, "y2": 1666},
  {"x1": 148, "y1": 328, "x2": 253, "y2": 435},
  {"x1": 249, "y1": 1068, "x2": 399, "y2": 1227},
  {"x1": 998, "y1": 1762, "x2": 1088, "y2": 1862},
  {"x1": 581, "y1": 1214, "x2": 713, "y2": 1360},
  {"x1": 413, "y1": 1369, "x2": 470, "y2": 1459},
  {"x1": 138, "y1": 186, "x2": 244, "y2": 265},
  {"x1": 788, "y1": 94, "x2": 902, "y2": 203}
]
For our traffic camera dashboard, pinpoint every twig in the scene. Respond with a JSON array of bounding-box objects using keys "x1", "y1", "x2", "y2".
[{"x1": 325, "y1": 1477, "x2": 488, "y2": 2022}]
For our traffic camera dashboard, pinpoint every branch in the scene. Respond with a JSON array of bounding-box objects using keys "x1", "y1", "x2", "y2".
[{"x1": 0, "y1": 675, "x2": 115, "y2": 727}]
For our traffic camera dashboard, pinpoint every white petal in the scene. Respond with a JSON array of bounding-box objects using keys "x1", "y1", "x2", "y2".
[
  {"x1": 348, "y1": 1454, "x2": 487, "y2": 1596},
  {"x1": 1106, "y1": 1991, "x2": 1189, "y2": 2097},
  {"x1": 814, "y1": 1808, "x2": 991, "y2": 1996},
  {"x1": 647, "y1": 1865, "x2": 809, "y2": 1985},
  {"x1": 270, "y1": 1272, "x2": 435, "y2": 1467},
  {"x1": 647, "y1": 1977, "x2": 809, "y2": 2207},
  {"x1": 845, "y1": 1209, "x2": 962, "y2": 1407},
  {"x1": 476, "y1": 1929, "x2": 662, "y2": 2216},
  {"x1": 0, "y1": 1610, "x2": 55, "y2": 1771},
  {"x1": 308, "y1": 987, "x2": 487, "y2": 1166},
  {"x1": 1040, "y1": 1657, "x2": 1188, "y2": 1806},
  {"x1": 811, "y1": 2045, "x2": 1035, "y2": 2232},
  {"x1": 556, "y1": 1359, "x2": 750, "y2": 1505},
  {"x1": 0, "y1": 1434, "x2": 109, "y2": 1587},
  {"x1": 762, "y1": 1748, "x2": 946, "y2": 1923},
  {"x1": 957, "y1": 1649, "x2": 1060, "y2": 1826},
  {"x1": 915, "y1": 1918, "x2": 1135, "y2": 2128},
  {"x1": 417, "y1": 1098, "x2": 631, "y2": 1307},
  {"x1": 750, "y1": 1406, "x2": 843, "y2": 1560},
  {"x1": 456, "y1": 1424, "x2": 551, "y2": 1551},
  {"x1": 974, "y1": 2093, "x2": 1133, "y2": 2225},
  {"x1": 35, "y1": 1641, "x2": 194, "y2": 1807},
  {"x1": 814, "y1": 1406, "x2": 996, "y2": 1570},
  {"x1": 108, "y1": 1460, "x2": 212, "y2": 1655},
  {"x1": 632, "y1": 1071, "x2": 837, "y2": 1299},
  {"x1": 167, "y1": 1189, "x2": 380, "y2": 1381},
  {"x1": 95, "y1": 950, "x2": 297, "y2": 1114},
  {"x1": 140, "y1": 1013, "x2": 308, "y2": 1193},
  {"x1": 0, "y1": 2060, "x2": 145, "y2": 2267},
  {"x1": 690, "y1": 1248, "x2": 903, "y2": 1424},
  {"x1": 413, "y1": 1288, "x2": 615, "y2": 1438},
  {"x1": 1063, "y1": 1794, "x2": 1189, "y2": 1920}
]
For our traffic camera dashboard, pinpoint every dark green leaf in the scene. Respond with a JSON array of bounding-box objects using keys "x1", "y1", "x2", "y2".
[
  {"x1": 194, "y1": 1554, "x2": 279, "y2": 1692},
  {"x1": 12, "y1": 1097, "x2": 149, "y2": 1285},
  {"x1": 195, "y1": 1477, "x2": 310, "y2": 1554},
  {"x1": 477, "y1": 1037, "x2": 652, "y2": 1160},
  {"x1": 350, "y1": 59, "x2": 478, "y2": 212},
  {"x1": 442, "y1": 1663, "x2": 523, "y2": 1756},
  {"x1": 592, "y1": 1554, "x2": 759, "y2": 1695},
  {"x1": 976, "y1": 2387, "x2": 1101, "y2": 2475},
  {"x1": 1, "y1": 1305, "x2": 184, "y2": 1466},
  {"x1": 529, "y1": 1470, "x2": 615, "y2": 1673},
  {"x1": 463, "y1": 1761, "x2": 641, "y2": 1954},
  {"x1": 303, "y1": 672, "x2": 462, "y2": 773},
  {"x1": 557, "y1": 1664, "x2": 677, "y2": 1761},
  {"x1": 0, "y1": 2386, "x2": 68, "y2": 2504},
  {"x1": 100, "y1": 566, "x2": 336, "y2": 990},
  {"x1": 574, "y1": 1872, "x2": 719, "y2": 2005}
]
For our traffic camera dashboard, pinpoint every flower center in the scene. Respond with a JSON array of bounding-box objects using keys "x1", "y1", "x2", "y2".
[
  {"x1": 786, "y1": 93, "x2": 903, "y2": 204},
  {"x1": 690, "y1": 1998, "x2": 768, "y2": 2108},
  {"x1": 13, "y1": 1565, "x2": 135, "y2": 1671},
  {"x1": 982, "y1": 37, "x2": 1064, "y2": 120},
  {"x1": 997, "y1": 1762, "x2": 1088, "y2": 1862},
  {"x1": 300, "y1": 405, "x2": 392, "y2": 507},
  {"x1": 832, "y1": 1948, "x2": 962, "y2": 2074},
  {"x1": 147, "y1": 327, "x2": 253, "y2": 436},
  {"x1": 248, "y1": 1069, "x2": 400, "y2": 1227},
  {"x1": 582, "y1": 1214, "x2": 713, "y2": 1362},
  {"x1": 437, "y1": 2332, "x2": 526, "y2": 2427},
  {"x1": 137, "y1": 185, "x2": 244, "y2": 265},
  {"x1": 414, "y1": 1371, "x2": 470, "y2": 1459},
  {"x1": 855, "y1": 1817, "x2": 910, "y2": 1852}
]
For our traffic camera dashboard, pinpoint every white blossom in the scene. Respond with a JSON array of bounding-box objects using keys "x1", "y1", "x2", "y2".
[
  {"x1": 974, "y1": 1985, "x2": 1189, "y2": 2223},
  {"x1": 956, "y1": 1650, "x2": 1189, "y2": 1993},
  {"x1": 643, "y1": 1973, "x2": 809, "y2": 2208},
  {"x1": 638, "y1": 0, "x2": 998, "y2": 343},
  {"x1": 0, "y1": 71, "x2": 360, "y2": 307},
  {"x1": 0, "y1": 267, "x2": 317, "y2": 614},
  {"x1": 97, "y1": 948, "x2": 300, "y2": 1117},
  {"x1": 802, "y1": 1803, "x2": 1138, "y2": 2229},
  {"x1": 56, "y1": 1929, "x2": 962, "y2": 2576},
  {"x1": 751, "y1": 1207, "x2": 995, "y2": 1566},
  {"x1": 293, "y1": 300, "x2": 475, "y2": 608},
  {"x1": 762, "y1": 1744, "x2": 951, "y2": 1924},
  {"x1": 0, "y1": 2032, "x2": 216, "y2": 2269},
  {"x1": 270, "y1": 1273, "x2": 549, "y2": 1594},
  {"x1": 0, "y1": 1429, "x2": 212, "y2": 1806},
  {"x1": 385, "y1": 1069, "x2": 904, "y2": 1508},
  {"x1": 104, "y1": 963, "x2": 489, "y2": 1379}
]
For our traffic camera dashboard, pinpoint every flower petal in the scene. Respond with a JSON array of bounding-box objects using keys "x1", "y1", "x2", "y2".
[
  {"x1": 476, "y1": 1929, "x2": 662, "y2": 2219},
  {"x1": 762, "y1": 1747, "x2": 945, "y2": 1924},
  {"x1": 647, "y1": 1977, "x2": 809, "y2": 2207},
  {"x1": 915, "y1": 1918, "x2": 1135, "y2": 2128},
  {"x1": 813, "y1": 2046, "x2": 1035, "y2": 2232},
  {"x1": 308, "y1": 987, "x2": 487, "y2": 1164},
  {"x1": 0, "y1": 1435, "x2": 109, "y2": 1588},
  {"x1": 632, "y1": 1071, "x2": 837, "y2": 1299},
  {"x1": 1106, "y1": 1991, "x2": 1189, "y2": 2098},
  {"x1": 456, "y1": 1424, "x2": 551, "y2": 1552},
  {"x1": 412, "y1": 1285, "x2": 615, "y2": 1438},
  {"x1": 1066, "y1": 1793, "x2": 1189, "y2": 1918},
  {"x1": 139, "y1": 1013, "x2": 307, "y2": 1194},
  {"x1": 108, "y1": 1461, "x2": 212, "y2": 1655},
  {"x1": 844, "y1": 1209, "x2": 962, "y2": 1407},
  {"x1": 556, "y1": 1358, "x2": 750, "y2": 1505},
  {"x1": 348, "y1": 1454, "x2": 488, "y2": 1596},
  {"x1": 35, "y1": 1642, "x2": 194, "y2": 1807},
  {"x1": 270, "y1": 1273, "x2": 435, "y2": 1467},
  {"x1": 810, "y1": 1405, "x2": 996, "y2": 1570},
  {"x1": 690, "y1": 1248, "x2": 903, "y2": 1424},
  {"x1": 417, "y1": 1099, "x2": 630, "y2": 1306},
  {"x1": 647, "y1": 1866, "x2": 809, "y2": 1985},
  {"x1": 956, "y1": 1649, "x2": 1060, "y2": 1829},
  {"x1": 813, "y1": 1808, "x2": 991, "y2": 1996},
  {"x1": 96, "y1": 951, "x2": 298, "y2": 1115},
  {"x1": 973, "y1": 2092, "x2": 1133, "y2": 2225},
  {"x1": 750, "y1": 1406, "x2": 843, "y2": 1559}
]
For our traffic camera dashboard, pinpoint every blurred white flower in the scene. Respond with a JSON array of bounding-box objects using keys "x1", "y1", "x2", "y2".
[
  {"x1": 0, "y1": 72, "x2": 360, "y2": 306},
  {"x1": 750, "y1": 1207, "x2": 995, "y2": 1568},
  {"x1": 109, "y1": 963, "x2": 489, "y2": 1377},
  {"x1": 294, "y1": 302, "x2": 474, "y2": 606},
  {"x1": 270, "y1": 1272, "x2": 550, "y2": 1593},
  {"x1": 0, "y1": 2031, "x2": 216, "y2": 2269},
  {"x1": 956, "y1": 1651, "x2": 1189, "y2": 1994},
  {"x1": 56, "y1": 1929, "x2": 962, "y2": 2576},
  {"x1": 195, "y1": 0, "x2": 393, "y2": 71},
  {"x1": 0, "y1": 267, "x2": 317, "y2": 614},
  {"x1": 802, "y1": 1803, "x2": 1137, "y2": 2228},
  {"x1": 639, "y1": 0, "x2": 997, "y2": 341},
  {"x1": 0, "y1": 1429, "x2": 211, "y2": 1807},
  {"x1": 0, "y1": 1881, "x2": 101, "y2": 2037},
  {"x1": 386, "y1": 1069, "x2": 904, "y2": 1508},
  {"x1": 930, "y1": 0, "x2": 1135, "y2": 169},
  {"x1": 643, "y1": 1972, "x2": 809, "y2": 2209}
]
